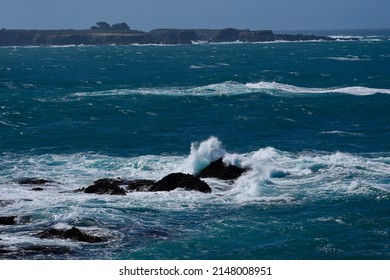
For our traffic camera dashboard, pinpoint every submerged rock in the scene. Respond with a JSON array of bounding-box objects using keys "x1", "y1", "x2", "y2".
[
  {"x1": 126, "y1": 179, "x2": 155, "y2": 192},
  {"x1": 84, "y1": 178, "x2": 127, "y2": 195},
  {"x1": 150, "y1": 173, "x2": 211, "y2": 193},
  {"x1": 37, "y1": 227, "x2": 105, "y2": 243},
  {"x1": 18, "y1": 178, "x2": 54, "y2": 185},
  {"x1": 0, "y1": 200, "x2": 15, "y2": 207},
  {"x1": 19, "y1": 245, "x2": 73, "y2": 256},
  {"x1": 0, "y1": 216, "x2": 16, "y2": 225},
  {"x1": 197, "y1": 158, "x2": 248, "y2": 180}
]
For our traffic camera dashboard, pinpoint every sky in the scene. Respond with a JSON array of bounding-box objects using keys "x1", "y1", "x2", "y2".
[{"x1": 1, "y1": 0, "x2": 390, "y2": 31}]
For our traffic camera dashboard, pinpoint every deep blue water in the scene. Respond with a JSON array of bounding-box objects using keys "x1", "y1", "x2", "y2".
[{"x1": 1, "y1": 31, "x2": 389, "y2": 259}]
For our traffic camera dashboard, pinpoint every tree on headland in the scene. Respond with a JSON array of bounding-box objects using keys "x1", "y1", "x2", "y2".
[
  {"x1": 91, "y1": 22, "x2": 130, "y2": 31},
  {"x1": 91, "y1": 21, "x2": 111, "y2": 30},
  {"x1": 112, "y1": 23, "x2": 130, "y2": 30}
]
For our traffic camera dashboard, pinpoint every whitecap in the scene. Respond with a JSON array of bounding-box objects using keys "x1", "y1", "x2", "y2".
[
  {"x1": 71, "y1": 81, "x2": 390, "y2": 98},
  {"x1": 1, "y1": 138, "x2": 389, "y2": 209},
  {"x1": 0, "y1": 120, "x2": 20, "y2": 128},
  {"x1": 320, "y1": 131, "x2": 364, "y2": 137},
  {"x1": 246, "y1": 81, "x2": 390, "y2": 96},
  {"x1": 326, "y1": 55, "x2": 371, "y2": 61},
  {"x1": 180, "y1": 136, "x2": 226, "y2": 175},
  {"x1": 189, "y1": 64, "x2": 217, "y2": 69}
]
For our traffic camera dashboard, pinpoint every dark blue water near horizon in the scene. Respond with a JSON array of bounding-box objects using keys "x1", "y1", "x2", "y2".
[{"x1": 1, "y1": 30, "x2": 389, "y2": 259}]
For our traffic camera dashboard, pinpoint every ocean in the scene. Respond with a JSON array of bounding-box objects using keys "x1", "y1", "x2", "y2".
[{"x1": 1, "y1": 31, "x2": 389, "y2": 260}]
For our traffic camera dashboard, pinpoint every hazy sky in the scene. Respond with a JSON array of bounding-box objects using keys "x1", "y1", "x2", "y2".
[{"x1": 1, "y1": 0, "x2": 389, "y2": 31}]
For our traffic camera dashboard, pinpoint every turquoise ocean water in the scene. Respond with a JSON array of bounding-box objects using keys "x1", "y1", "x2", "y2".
[{"x1": 1, "y1": 30, "x2": 389, "y2": 259}]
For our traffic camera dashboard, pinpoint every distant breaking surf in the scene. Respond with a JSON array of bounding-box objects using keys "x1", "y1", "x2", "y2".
[{"x1": 71, "y1": 81, "x2": 390, "y2": 98}]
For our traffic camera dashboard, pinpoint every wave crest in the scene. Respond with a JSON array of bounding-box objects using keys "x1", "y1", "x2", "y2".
[
  {"x1": 2, "y1": 138, "x2": 389, "y2": 205},
  {"x1": 246, "y1": 81, "x2": 390, "y2": 96},
  {"x1": 71, "y1": 81, "x2": 390, "y2": 99}
]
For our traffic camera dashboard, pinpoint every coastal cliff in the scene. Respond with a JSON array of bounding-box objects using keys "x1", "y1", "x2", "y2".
[{"x1": 0, "y1": 27, "x2": 340, "y2": 46}]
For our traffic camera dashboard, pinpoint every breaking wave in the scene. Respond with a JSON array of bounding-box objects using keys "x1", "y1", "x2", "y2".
[
  {"x1": 1, "y1": 137, "x2": 389, "y2": 206},
  {"x1": 71, "y1": 81, "x2": 390, "y2": 98}
]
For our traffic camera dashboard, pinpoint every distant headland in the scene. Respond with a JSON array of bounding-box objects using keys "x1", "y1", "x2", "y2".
[{"x1": 0, "y1": 22, "x2": 356, "y2": 46}]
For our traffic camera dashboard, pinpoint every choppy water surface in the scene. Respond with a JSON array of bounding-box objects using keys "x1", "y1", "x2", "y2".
[{"x1": 1, "y1": 32, "x2": 389, "y2": 259}]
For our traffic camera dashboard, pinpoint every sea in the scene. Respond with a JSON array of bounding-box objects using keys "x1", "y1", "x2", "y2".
[{"x1": 1, "y1": 29, "x2": 389, "y2": 260}]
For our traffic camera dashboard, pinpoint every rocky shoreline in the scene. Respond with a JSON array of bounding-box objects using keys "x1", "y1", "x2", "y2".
[
  {"x1": 0, "y1": 158, "x2": 250, "y2": 257},
  {"x1": 0, "y1": 27, "x2": 355, "y2": 46}
]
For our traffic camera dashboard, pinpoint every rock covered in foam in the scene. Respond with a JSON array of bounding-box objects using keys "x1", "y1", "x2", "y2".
[
  {"x1": 197, "y1": 158, "x2": 248, "y2": 180},
  {"x1": 37, "y1": 227, "x2": 105, "y2": 243},
  {"x1": 150, "y1": 173, "x2": 211, "y2": 193},
  {"x1": 18, "y1": 178, "x2": 54, "y2": 185},
  {"x1": 126, "y1": 179, "x2": 155, "y2": 192}
]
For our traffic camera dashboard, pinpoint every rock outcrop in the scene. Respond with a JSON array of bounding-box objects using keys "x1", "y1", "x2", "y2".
[
  {"x1": 37, "y1": 227, "x2": 105, "y2": 243},
  {"x1": 197, "y1": 158, "x2": 248, "y2": 180},
  {"x1": 18, "y1": 178, "x2": 54, "y2": 185},
  {"x1": 0, "y1": 216, "x2": 16, "y2": 225},
  {"x1": 149, "y1": 173, "x2": 212, "y2": 193},
  {"x1": 126, "y1": 180, "x2": 155, "y2": 192},
  {"x1": 84, "y1": 178, "x2": 127, "y2": 195}
]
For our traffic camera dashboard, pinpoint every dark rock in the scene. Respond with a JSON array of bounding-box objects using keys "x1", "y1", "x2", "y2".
[
  {"x1": 37, "y1": 227, "x2": 105, "y2": 243},
  {"x1": 150, "y1": 173, "x2": 211, "y2": 193},
  {"x1": 32, "y1": 187, "x2": 44, "y2": 191},
  {"x1": 18, "y1": 178, "x2": 54, "y2": 185},
  {"x1": 0, "y1": 216, "x2": 16, "y2": 225},
  {"x1": 197, "y1": 158, "x2": 248, "y2": 180},
  {"x1": 84, "y1": 178, "x2": 127, "y2": 195},
  {"x1": 127, "y1": 180, "x2": 155, "y2": 192},
  {"x1": 70, "y1": 188, "x2": 85, "y2": 193},
  {"x1": 0, "y1": 250, "x2": 12, "y2": 254}
]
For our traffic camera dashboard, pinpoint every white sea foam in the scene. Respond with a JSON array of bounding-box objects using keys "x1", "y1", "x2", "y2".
[
  {"x1": 70, "y1": 81, "x2": 390, "y2": 99},
  {"x1": 245, "y1": 81, "x2": 390, "y2": 96},
  {"x1": 330, "y1": 35, "x2": 386, "y2": 42},
  {"x1": 189, "y1": 64, "x2": 218, "y2": 69},
  {"x1": 1, "y1": 138, "x2": 389, "y2": 211},
  {"x1": 0, "y1": 120, "x2": 20, "y2": 128},
  {"x1": 1, "y1": 138, "x2": 389, "y2": 256},
  {"x1": 320, "y1": 130, "x2": 365, "y2": 137},
  {"x1": 71, "y1": 81, "x2": 247, "y2": 98},
  {"x1": 326, "y1": 55, "x2": 371, "y2": 61}
]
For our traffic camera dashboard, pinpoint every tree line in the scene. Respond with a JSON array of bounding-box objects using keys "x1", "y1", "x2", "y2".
[{"x1": 91, "y1": 22, "x2": 130, "y2": 31}]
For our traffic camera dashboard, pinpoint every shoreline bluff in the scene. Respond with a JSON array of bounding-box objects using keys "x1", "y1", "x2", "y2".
[{"x1": 0, "y1": 27, "x2": 354, "y2": 46}]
